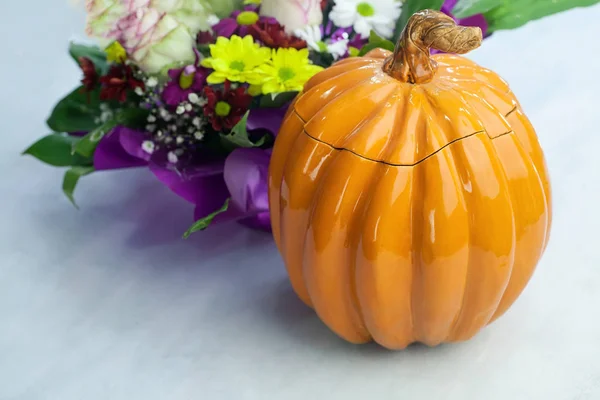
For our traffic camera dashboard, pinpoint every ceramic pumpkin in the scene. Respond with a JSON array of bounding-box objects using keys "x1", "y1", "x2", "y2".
[{"x1": 269, "y1": 10, "x2": 552, "y2": 349}]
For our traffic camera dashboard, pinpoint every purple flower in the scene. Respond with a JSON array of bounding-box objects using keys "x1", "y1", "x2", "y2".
[
  {"x1": 323, "y1": 22, "x2": 348, "y2": 40},
  {"x1": 348, "y1": 33, "x2": 367, "y2": 50},
  {"x1": 322, "y1": 22, "x2": 366, "y2": 59},
  {"x1": 162, "y1": 49, "x2": 209, "y2": 107},
  {"x1": 212, "y1": 6, "x2": 277, "y2": 38},
  {"x1": 163, "y1": 64, "x2": 209, "y2": 107}
]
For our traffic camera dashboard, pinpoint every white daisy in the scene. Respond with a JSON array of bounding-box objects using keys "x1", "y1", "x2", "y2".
[
  {"x1": 294, "y1": 25, "x2": 350, "y2": 60},
  {"x1": 329, "y1": 0, "x2": 402, "y2": 39}
]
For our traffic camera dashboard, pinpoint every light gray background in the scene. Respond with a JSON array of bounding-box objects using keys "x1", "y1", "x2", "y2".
[{"x1": 2, "y1": 2, "x2": 600, "y2": 399}]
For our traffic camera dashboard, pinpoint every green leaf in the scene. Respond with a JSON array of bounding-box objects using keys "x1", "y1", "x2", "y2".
[
  {"x1": 183, "y1": 199, "x2": 230, "y2": 238},
  {"x1": 358, "y1": 31, "x2": 396, "y2": 56},
  {"x1": 484, "y1": 0, "x2": 600, "y2": 32},
  {"x1": 72, "y1": 108, "x2": 150, "y2": 158},
  {"x1": 62, "y1": 166, "x2": 95, "y2": 208},
  {"x1": 68, "y1": 42, "x2": 108, "y2": 74},
  {"x1": 309, "y1": 50, "x2": 335, "y2": 68},
  {"x1": 115, "y1": 107, "x2": 150, "y2": 126},
  {"x1": 259, "y1": 91, "x2": 298, "y2": 108},
  {"x1": 46, "y1": 86, "x2": 103, "y2": 133},
  {"x1": 197, "y1": 44, "x2": 211, "y2": 58},
  {"x1": 72, "y1": 119, "x2": 119, "y2": 159},
  {"x1": 22, "y1": 133, "x2": 92, "y2": 167},
  {"x1": 220, "y1": 111, "x2": 266, "y2": 149},
  {"x1": 392, "y1": 0, "x2": 445, "y2": 41},
  {"x1": 453, "y1": 0, "x2": 503, "y2": 18}
]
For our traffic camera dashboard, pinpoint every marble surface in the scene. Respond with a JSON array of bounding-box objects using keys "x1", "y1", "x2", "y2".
[{"x1": 2, "y1": 2, "x2": 600, "y2": 399}]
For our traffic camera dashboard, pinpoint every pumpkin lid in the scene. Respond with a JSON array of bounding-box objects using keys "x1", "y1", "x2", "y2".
[{"x1": 293, "y1": 10, "x2": 519, "y2": 166}]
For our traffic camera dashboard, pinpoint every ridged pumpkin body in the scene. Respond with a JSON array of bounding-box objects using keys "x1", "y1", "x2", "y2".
[{"x1": 269, "y1": 47, "x2": 552, "y2": 349}]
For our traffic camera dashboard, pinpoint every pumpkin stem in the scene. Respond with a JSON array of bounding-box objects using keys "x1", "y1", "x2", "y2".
[{"x1": 383, "y1": 9, "x2": 483, "y2": 84}]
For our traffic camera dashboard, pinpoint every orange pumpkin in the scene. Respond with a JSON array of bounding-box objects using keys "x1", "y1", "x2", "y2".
[{"x1": 268, "y1": 10, "x2": 552, "y2": 349}]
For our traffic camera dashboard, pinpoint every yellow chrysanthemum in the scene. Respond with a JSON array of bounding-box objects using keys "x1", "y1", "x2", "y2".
[
  {"x1": 254, "y1": 48, "x2": 323, "y2": 95},
  {"x1": 201, "y1": 35, "x2": 270, "y2": 85}
]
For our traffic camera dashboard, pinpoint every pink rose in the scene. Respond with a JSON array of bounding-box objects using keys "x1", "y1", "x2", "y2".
[{"x1": 259, "y1": 0, "x2": 323, "y2": 33}]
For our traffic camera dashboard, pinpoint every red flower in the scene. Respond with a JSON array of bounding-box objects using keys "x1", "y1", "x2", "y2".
[
  {"x1": 204, "y1": 81, "x2": 252, "y2": 131},
  {"x1": 79, "y1": 57, "x2": 98, "y2": 92},
  {"x1": 321, "y1": 0, "x2": 328, "y2": 10},
  {"x1": 249, "y1": 21, "x2": 307, "y2": 50},
  {"x1": 197, "y1": 30, "x2": 214, "y2": 45},
  {"x1": 99, "y1": 64, "x2": 145, "y2": 102}
]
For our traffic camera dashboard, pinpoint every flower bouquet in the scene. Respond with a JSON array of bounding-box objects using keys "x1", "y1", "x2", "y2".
[{"x1": 24, "y1": 0, "x2": 597, "y2": 237}]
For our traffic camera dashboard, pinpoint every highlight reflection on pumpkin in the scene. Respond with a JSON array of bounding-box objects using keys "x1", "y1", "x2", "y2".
[{"x1": 268, "y1": 10, "x2": 552, "y2": 349}]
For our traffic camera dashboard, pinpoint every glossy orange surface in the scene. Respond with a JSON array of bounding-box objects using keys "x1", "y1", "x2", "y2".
[{"x1": 269, "y1": 47, "x2": 552, "y2": 349}]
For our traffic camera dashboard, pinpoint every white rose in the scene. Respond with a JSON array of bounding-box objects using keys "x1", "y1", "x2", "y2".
[
  {"x1": 85, "y1": 0, "x2": 212, "y2": 73},
  {"x1": 151, "y1": 0, "x2": 212, "y2": 32},
  {"x1": 260, "y1": 0, "x2": 323, "y2": 33},
  {"x1": 85, "y1": 0, "x2": 128, "y2": 39},
  {"x1": 118, "y1": 8, "x2": 197, "y2": 73}
]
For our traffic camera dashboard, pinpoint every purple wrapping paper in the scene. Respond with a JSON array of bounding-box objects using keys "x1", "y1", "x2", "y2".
[{"x1": 90, "y1": 107, "x2": 284, "y2": 231}]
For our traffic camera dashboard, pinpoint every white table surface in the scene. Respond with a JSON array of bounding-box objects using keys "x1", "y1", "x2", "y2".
[{"x1": 2, "y1": 2, "x2": 600, "y2": 399}]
